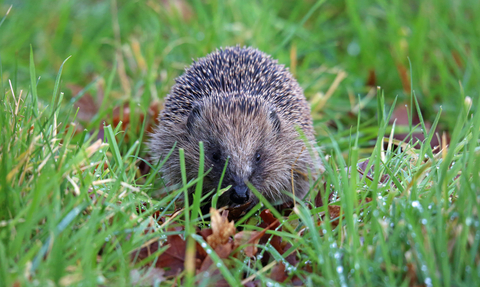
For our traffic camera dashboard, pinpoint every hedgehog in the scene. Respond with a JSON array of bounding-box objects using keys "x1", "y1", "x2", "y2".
[{"x1": 149, "y1": 46, "x2": 323, "y2": 211}]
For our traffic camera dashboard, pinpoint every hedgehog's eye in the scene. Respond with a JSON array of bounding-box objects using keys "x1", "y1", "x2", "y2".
[
  {"x1": 255, "y1": 152, "x2": 261, "y2": 163},
  {"x1": 212, "y1": 151, "x2": 221, "y2": 162}
]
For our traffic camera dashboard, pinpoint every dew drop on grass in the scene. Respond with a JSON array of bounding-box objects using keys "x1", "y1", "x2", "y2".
[
  {"x1": 336, "y1": 266, "x2": 343, "y2": 273},
  {"x1": 421, "y1": 265, "x2": 428, "y2": 272},
  {"x1": 256, "y1": 254, "x2": 263, "y2": 260},
  {"x1": 201, "y1": 242, "x2": 207, "y2": 248},
  {"x1": 425, "y1": 277, "x2": 432, "y2": 287},
  {"x1": 285, "y1": 264, "x2": 296, "y2": 272},
  {"x1": 206, "y1": 248, "x2": 212, "y2": 254},
  {"x1": 466, "y1": 217, "x2": 473, "y2": 226},
  {"x1": 421, "y1": 219, "x2": 427, "y2": 225},
  {"x1": 96, "y1": 275, "x2": 107, "y2": 284},
  {"x1": 411, "y1": 201, "x2": 423, "y2": 211},
  {"x1": 347, "y1": 41, "x2": 360, "y2": 56},
  {"x1": 216, "y1": 262, "x2": 222, "y2": 268}
]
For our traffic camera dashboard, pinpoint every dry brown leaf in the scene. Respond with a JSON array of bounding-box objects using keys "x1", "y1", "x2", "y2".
[
  {"x1": 207, "y1": 208, "x2": 236, "y2": 249},
  {"x1": 270, "y1": 262, "x2": 288, "y2": 283},
  {"x1": 389, "y1": 104, "x2": 449, "y2": 148},
  {"x1": 357, "y1": 159, "x2": 390, "y2": 184},
  {"x1": 233, "y1": 230, "x2": 263, "y2": 257},
  {"x1": 133, "y1": 231, "x2": 186, "y2": 277},
  {"x1": 130, "y1": 267, "x2": 166, "y2": 286}
]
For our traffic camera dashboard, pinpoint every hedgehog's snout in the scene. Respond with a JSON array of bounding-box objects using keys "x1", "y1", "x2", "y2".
[{"x1": 230, "y1": 184, "x2": 250, "y2": 204}]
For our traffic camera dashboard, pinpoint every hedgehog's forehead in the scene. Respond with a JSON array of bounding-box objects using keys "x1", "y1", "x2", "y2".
[
  {"x1": 200, "y1": 94, "x2": 271, "y2": 117},
  {"x1": 196, "y1": 95, "x2": 273, "y2": 148}
]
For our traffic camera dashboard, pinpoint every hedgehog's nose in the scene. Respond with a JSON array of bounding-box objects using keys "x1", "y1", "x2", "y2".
[{"x1": 230, "y1": 184, "x2": 249, "y2": 204}]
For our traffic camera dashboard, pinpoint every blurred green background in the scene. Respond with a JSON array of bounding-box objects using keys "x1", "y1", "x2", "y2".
[{"x1": 1, "y1": 0, "x2": 478, "y2": 138}]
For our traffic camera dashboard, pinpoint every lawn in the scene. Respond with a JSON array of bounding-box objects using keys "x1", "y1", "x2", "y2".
[{"x1": 1, "y1": 0, "x2": 479, "y2": 286}]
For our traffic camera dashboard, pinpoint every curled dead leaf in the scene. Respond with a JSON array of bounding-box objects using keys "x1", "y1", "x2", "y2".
[{"x1": 207, "y1": 208, "x2": 236, "y2": 249}]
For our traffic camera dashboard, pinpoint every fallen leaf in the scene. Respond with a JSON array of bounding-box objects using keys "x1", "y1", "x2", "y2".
[
  {"x1": 389, "y1": 104, "x2": 449, "y2": 148},
  {"x1": 207, "y1": 208, "x2": 236, "y2": 249},
  {"x1": 130, "y1": 267, "x2": 165, "y2": 286},
  {"x1": 133, "y1": 231, "x2": 186, "y2": 277},
  {"x1": 233, "y1": 230, "x2": 263, "y2": 257},
  {"x1": 366, "y1": 69, "x2": 376, "y2": 87},
  {"x1": 270, "y1": 262, "x2": 288, "y2": 283},
  {"x1": 357, "y1": 159, "x2": 390, "y2": 184}
]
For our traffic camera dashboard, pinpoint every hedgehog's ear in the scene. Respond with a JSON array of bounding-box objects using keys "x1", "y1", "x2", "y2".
[
  {"x1": 269, "y1": 109, "x2": 281, "y2": 134},
  {"x1": 186, "y1": 104, "x2": 202, "y2": 133}
]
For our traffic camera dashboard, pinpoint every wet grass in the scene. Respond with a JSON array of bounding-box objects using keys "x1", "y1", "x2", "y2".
[{"x1": 1, "y1": 0, "x2": 480, "y2": 286}]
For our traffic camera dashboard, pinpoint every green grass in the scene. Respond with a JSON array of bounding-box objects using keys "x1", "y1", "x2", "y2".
[{"x1": 1, "y1": 0, "x2": 480, "y2": 286}]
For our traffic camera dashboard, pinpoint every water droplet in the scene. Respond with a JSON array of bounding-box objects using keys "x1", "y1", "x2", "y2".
[
  {"x1": 347, "y1": 41, "x2": 360, "y2": 56},
  {"x1": 216, "y1": 263, "x2": 222, "y2": 268},
  {"x1": 337, "y1": 266, "x2": 344, "y2": 273},
  {"x1": 206, "y1": 249, "x2": 212, "y2": 254},
  {"x1": 201, "y1": 242, "x2": 207, "y2": 248},
  {"x1": 411, "y1": 201, "x2": 423, "y2": 211},
  {"x1": 421, "y1": 219, "x2": 427, "y2": 225},
  {"x1": 466, "y1": 217, "x2": 473, "y2": 226},
  {"x1": 421, "y1": 265, "x2": 428, "y2": 272}
]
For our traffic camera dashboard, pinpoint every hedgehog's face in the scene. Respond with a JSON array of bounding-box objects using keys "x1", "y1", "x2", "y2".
[{"x1": 181, "y1": 95, "x2": 309, "y2": 208}]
